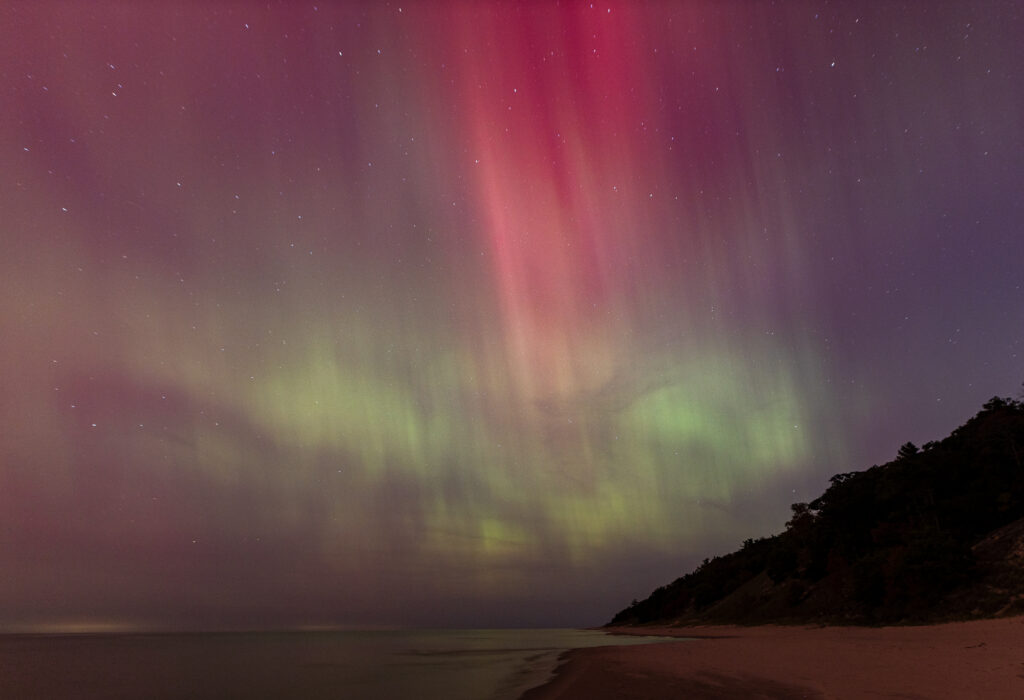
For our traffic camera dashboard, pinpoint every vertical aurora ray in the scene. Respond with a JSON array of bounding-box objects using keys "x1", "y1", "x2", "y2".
[
  {"x1": 1, "y1": 2, "x2": 1021, "y2": 628},
  {"x1": 444, "y1": 6, "x2": 642, "y2": 406}
]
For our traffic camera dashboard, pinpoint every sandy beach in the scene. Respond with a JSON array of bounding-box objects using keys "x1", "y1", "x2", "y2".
[{"x1": 523, "y1": 616, "x2": 1024, "y2": 699}]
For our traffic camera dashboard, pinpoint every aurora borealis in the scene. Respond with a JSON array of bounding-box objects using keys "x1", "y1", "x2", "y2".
[{"x1": 2, "y1": 1, "x2": 1022, "y2": 629}]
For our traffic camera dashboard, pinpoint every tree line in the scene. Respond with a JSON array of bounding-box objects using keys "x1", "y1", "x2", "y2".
[{"x1": 611, "y1": 393, "x2": 1024, "y2": 625}]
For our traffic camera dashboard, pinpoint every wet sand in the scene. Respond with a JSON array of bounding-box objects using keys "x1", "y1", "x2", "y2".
[{"x1": 523, "y1": 616, "x2": 1024, "y2": 699}]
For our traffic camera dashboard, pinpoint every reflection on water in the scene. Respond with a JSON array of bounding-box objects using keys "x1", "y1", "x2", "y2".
[{"x1": 0, "y1": 629, "x2": 686, "y2": 700}]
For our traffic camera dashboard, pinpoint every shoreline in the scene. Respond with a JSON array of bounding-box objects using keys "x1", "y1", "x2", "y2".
[
  {"x1": 521, "y1": 616, "x2": 1024, "y2": 699},
  {"x1": 511, "y1": 629, "x2": 686, "y2": 700}
]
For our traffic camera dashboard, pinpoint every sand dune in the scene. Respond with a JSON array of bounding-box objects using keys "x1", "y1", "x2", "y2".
[{"x1": 523, "y1": 616, "x2": 1024, "y2": 699}]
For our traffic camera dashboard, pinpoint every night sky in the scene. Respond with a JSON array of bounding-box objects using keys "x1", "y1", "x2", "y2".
[{"x1": 2, "y1": 1, "x2": 1021, "y2": 630}]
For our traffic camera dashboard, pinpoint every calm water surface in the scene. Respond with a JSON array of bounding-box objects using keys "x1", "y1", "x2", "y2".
[{"x1": 0, "y1": 628, "x2": 684, "y2": 699}]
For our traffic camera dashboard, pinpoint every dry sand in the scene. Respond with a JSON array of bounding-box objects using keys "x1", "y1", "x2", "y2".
[{"x1": 523, "y1": 616, "x2": 1024, "y2": 699}]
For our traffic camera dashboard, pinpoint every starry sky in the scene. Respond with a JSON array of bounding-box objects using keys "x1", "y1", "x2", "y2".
[{"x1": 1, "y1": 1, "x2": 1022, "y2": 630}]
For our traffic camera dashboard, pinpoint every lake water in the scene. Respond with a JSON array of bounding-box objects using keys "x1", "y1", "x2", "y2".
[{"x1": 0, "y1": 628, "x2": 684, "y2": 699}]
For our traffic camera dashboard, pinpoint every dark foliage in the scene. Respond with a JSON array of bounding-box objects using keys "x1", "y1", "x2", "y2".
[{"x1": 610, "y1": 396, "x2": 1024, "y2": 626}]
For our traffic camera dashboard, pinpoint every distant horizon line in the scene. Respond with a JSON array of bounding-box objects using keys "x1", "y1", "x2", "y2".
[{"x1": 0, "y1": 622, "x2": 596, "y2": 636}]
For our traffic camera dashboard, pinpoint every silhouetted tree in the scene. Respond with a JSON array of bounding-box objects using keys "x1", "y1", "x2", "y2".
[{"x1": 897, "y1": 441, "x2": 919, "y2": 460}]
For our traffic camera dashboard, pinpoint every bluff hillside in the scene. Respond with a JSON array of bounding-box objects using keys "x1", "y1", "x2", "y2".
[{"x1": 611, "y1": 396, "x2": 1024, "y2": 626}]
